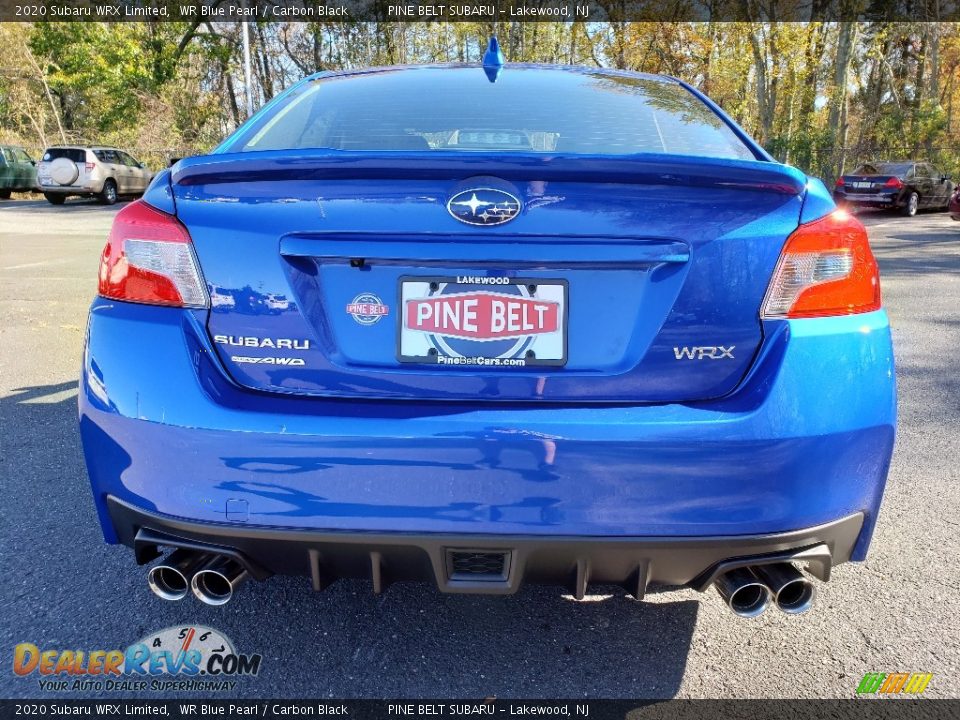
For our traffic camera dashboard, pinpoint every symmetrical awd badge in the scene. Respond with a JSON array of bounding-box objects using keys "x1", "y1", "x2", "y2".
[{"x1": 447, "y1": 188, "x2": 522, "y2": 226}]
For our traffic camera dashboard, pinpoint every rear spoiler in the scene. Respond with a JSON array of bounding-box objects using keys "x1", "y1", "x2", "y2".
[{"x1": 171, "y1": 151, "x2": 808, "y2": 196}]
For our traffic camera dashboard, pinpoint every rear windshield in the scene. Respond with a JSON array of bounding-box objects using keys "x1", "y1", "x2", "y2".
[
  {"x1": 853, "y1": 163, "x2": 912, "y2": 176},
  {"x1": 42, "y1": 148, "x2": 86, "y2": 163},
  {"x1": 238, "y1": 67, "x2": 756, "y2": 161}
]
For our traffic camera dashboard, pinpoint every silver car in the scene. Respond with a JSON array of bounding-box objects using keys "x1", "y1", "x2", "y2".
[{"x1": 37, "y1": 146, "x2": 153, "y2": 205}]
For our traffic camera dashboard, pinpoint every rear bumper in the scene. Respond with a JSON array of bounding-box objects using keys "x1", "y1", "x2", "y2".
[
  {"x1": 833, "y1": 190, "x2": 901, "y2": 207},
  {"x1": 108, "y1": 495, "x2": 863, "y2": 596},
  {"x1": 80, "y1": 299, "x2": 896, "y2": 561},
  {"x1": 39, "y1": 179, "x2": 102, "y2": 194}
]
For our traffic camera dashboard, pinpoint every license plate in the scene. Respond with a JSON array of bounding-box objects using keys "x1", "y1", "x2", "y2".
[
  {"x1": 398, "y1": 276, "x2": 567, "y2": 367},
  {"x1": 851, "y1": 181, "x2": 873, "y2": 189}
]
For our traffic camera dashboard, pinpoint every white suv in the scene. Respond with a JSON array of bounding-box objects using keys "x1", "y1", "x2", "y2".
[{"x1": 38, "y1": 146, "x2": 153, "y2": 205}]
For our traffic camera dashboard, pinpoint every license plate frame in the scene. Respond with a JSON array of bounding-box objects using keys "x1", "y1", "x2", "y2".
[{"x1": 397, "y1": 276, "x2": 568, "y2": 368}]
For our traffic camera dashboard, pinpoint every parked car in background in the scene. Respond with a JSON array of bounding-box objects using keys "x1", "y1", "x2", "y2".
[
  {"x1": 209, "y1": 285, "x2": 236, "y2": 309},
  {"x1": 949, "y1": 186, "x2": 960, "y2": 221},
  {"x1": 264, "y1": 293, "x2": 291, "y2": 314},
  {"x1": 37, "y1": 146, "x2": 153, "y2": 205},
  {"x1": 834, "y1": 161, "x2": 954, "y2": 216},
  {"x1": 0, "y1": 144, "x2": 38, "y2": 198}
]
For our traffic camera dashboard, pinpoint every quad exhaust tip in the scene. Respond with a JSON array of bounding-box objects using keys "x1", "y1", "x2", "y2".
[
  {"x1": 191, "y1": 557, "x2": 249, "y2": 606},
  {"x1": 714, "y1": 567, "x2": 771, "y2": 618},
  {"x1": 753, "y1": 563, "x2": 816, "y2": 615},
  {"x1": 148, "y1": 550, "x2": 248, "y2": 605},
  {"x1": 147, "y1": 549, "x2": 213, "y2": 601},
  {"x1": 147, "y1": 565, "x2": 189, "y2": 601},
  {"x1": 714, "y1": 562, "x2": 817, "y2": 617}
]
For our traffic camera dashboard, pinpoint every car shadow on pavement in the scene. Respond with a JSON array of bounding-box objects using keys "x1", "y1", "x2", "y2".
[
  {"x1": 0, "y1": 383, "x2": 696, "y2": 700},
  {"x1": 217, "y1": 580, "x2": 698, "y2": 699}
]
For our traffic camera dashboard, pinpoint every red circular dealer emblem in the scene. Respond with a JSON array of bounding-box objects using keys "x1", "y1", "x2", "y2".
[{"x1": 346, "y1": 293, "x2": 389, "y2": 325}]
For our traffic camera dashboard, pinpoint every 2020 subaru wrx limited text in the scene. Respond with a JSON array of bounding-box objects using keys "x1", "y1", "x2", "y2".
[{"x1": 79, "y1": 58, "x2": 896, "y2": 617}]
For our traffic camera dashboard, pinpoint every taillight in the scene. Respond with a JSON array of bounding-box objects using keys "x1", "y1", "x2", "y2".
[
  {"x1": 834, "y1": 177, "x2": 844, "y2": 187},
  {"x1": 761, "y1": 210, "x2": 881, "y2": 319},
  {"x1": 84, "y1": 162, "x2": 95, "y2": 172},
  {"x1": 98, "y1": 200, "x2": 208, "y2": 308},
  {"x1": 884, "y1": 177, "x2": 904, "y2": 189}
]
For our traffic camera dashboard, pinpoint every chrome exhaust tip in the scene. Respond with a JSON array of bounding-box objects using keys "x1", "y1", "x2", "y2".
[
  {"x1": 191, "y1": 557, "x2": 248, "y2": 606},
  {"x1": 753, "y1": 563, "x2": 816, "y2": 615},
  {"x1": 714, "y1": 567, "x2": 772, "y2": 618},
  {"x1": 148, "y1": 566, "x2": 189, "y2": 601},
  {"x1": 147, "y1": 549, "x2": 211, "y2": 601}
]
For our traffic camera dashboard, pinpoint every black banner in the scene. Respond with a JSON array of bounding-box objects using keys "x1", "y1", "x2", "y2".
[
  {"x1": 0, "y1": 0, "x2": 958, "y2": 23},
  {"x1": 0, "y1": 700, "x2": 957, "y2": 720}
]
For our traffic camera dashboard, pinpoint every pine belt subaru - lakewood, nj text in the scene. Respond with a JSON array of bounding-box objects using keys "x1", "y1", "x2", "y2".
[{"x1": 79, "y1": 56, "x2": 896, "y2": 618}]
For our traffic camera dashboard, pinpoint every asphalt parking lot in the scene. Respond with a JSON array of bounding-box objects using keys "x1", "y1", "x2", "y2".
[{"x1": 1, "y1": 197, "x2": 958, "y2": 700}]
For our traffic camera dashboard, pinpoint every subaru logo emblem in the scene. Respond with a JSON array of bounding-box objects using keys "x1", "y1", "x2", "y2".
[{"x1": 447, "y1": 188, "x2": 522, "y2": 226}]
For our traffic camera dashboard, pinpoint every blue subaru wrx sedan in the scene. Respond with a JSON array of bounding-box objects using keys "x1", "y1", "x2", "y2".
[{"x1": 80, "y1": 59, "x2": 896, "y2": 618}]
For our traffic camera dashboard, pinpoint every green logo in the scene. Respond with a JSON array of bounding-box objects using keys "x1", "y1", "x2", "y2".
[{"x1": 857, "y1": 672, "x2": 932, "y2": 695}]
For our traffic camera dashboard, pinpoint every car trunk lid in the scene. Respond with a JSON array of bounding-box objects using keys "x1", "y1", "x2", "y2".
[
  {"x1": 172, "y1": 151, "x2": 805, "y2": 403},
  {"x1": 839, "y1": 174, "x2": 900, "y2": 195}
]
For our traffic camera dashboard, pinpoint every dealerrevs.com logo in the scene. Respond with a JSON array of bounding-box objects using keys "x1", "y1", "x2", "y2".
[{"x1": 13, "y1": 626, "x2": 261, "y2": 692}]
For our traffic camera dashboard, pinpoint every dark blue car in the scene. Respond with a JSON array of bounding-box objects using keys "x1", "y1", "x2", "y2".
[{"x1": 80, "y1": 60, "x2": 896, "y2": 618}]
